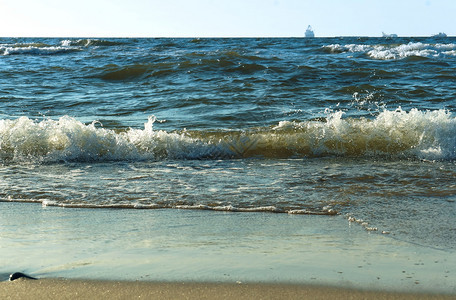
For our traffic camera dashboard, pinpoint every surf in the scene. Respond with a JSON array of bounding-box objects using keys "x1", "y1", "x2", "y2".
[{"x1": 1, "y1": 108, "x2": 455, "y2": 163}]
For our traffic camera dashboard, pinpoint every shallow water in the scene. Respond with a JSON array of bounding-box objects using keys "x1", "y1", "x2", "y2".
[
  {"x1": 1, "y1": 37, "x2": 456, "y2": 255},
  {"x1": 1, "y1": 202, "x2": 455, "y2": 293}
]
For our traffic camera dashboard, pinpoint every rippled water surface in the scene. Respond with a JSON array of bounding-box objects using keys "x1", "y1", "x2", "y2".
[{"x1": 1, "y1": 37, "x2": 456, "y2": 250}]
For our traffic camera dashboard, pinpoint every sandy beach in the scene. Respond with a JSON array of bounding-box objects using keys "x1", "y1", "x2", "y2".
[
  {"x1": 1, "y1": 202, "x2": 455, "y2": 298},
  {"x1": 1, "y1": 278, "x2": 455, "y2": 300},
  {"x1": 2, "y1": 35, "x2": 456, "y2": 299}
]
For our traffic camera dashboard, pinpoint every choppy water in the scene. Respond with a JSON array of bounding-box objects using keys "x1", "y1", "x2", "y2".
[{"x1": 1, "y1": 37, "x2": 456, "y2": 250}]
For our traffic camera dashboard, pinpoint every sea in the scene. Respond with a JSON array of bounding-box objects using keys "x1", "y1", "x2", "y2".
[{"x1": 1, "y1": 37, "x2": 456, "y2": 284}]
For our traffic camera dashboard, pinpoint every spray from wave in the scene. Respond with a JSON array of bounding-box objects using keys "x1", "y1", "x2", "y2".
[{"x1": 1, "y1": 108, "x2": 455, "y2": 163}]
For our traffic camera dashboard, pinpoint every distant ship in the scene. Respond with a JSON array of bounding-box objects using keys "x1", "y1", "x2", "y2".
[
  {"x1": 382, "y1": 32, "x2": 398, "y2": 38},
  {"x1": 305, "y1": 25, "x2": 315, "y2": 38},
  {"x1": 432, "y1": 32, "x2": 447, "y2": 38}
]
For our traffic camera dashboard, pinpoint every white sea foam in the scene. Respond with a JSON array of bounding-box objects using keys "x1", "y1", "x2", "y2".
[
  {"x1": 0, "y1": 44, "x2": 80, "y2": 56},
  {"x1": 442, "y1": 50, "x2": 456, "y2": 56},
  {"x1": 60, "y1": 39, "x2": 92, "y2": 47},
  {"x1": 0, "y1": 40, "x2": 88, "y2": 56},
  {"x1": 60, "y1": 40, "x2": 72, "y2": 47},
  {"x1": 0, "y1": 115, "x2": 215, "y2": 162},
  {"x1": 1, "y1": 109, "x2": 456, "y2": 162},
  {"x1": 272, "y1": 108, "x2": 456, "y2": 160},
  {"x1": 324, "y1": 42, "x2": 456, "y2": 60}
]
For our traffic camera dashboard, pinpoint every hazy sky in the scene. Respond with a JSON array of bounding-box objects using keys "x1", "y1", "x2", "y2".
[{"x1": 0, "y1": 0, "x2": 454, "y2": 37}]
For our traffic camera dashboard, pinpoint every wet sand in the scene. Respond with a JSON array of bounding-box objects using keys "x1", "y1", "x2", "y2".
[
  {"x1": 1, "y1": 202, "x2": 455, "y2": 295},
  {"x1": 1, "y1": 278, "x2": 455, "y2": 300}
]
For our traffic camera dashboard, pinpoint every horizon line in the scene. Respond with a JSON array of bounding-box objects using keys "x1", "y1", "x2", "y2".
[{"x1": 1, "y1": 35, "x2": 454, "y2": 39}]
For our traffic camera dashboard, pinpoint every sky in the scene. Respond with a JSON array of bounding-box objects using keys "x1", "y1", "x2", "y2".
[{"x1": 0, "y1": 0, "x2": 454, "y2": 37}]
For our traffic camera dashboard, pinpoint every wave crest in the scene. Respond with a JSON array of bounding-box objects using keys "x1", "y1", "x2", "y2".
[
  {"x1": 1, "y1": 109, "x2": 455, "y2": 163},
  {"x1": 323, "y1": 42, "x2": 456, "y2": 60},
  {"x1": 0, "y1": 44, "x2": 81, "y2": 56}
]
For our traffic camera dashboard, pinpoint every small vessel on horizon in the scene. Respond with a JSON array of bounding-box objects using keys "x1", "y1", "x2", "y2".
[
  {"x1": 305, "y1": 25, "x2": 315, "y2": 38},
  {"x1": 432, "y1": 32, "x2": 447, "y2": 38},
  {"x1": 382, "y1": 32, "x2": 398, "y2": 38}
]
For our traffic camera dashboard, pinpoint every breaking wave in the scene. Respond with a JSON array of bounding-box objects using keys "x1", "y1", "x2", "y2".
[
  {"x1": 323, "y1": 42, "x2": 456, "y2": 60},
  {"x1": 1, "y1": 108, "x2": 455, "y2": 163},
  {"x1": 0, "y1": 39, "x2": 127, "y2": 56}
]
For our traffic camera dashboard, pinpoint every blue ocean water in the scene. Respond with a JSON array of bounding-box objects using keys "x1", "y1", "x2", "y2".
[{"x1": 1, "y1": 37, "x2": 456, "y2": 250}]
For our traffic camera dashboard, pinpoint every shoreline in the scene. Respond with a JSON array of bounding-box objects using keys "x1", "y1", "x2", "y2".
[
  {"x1": 1, "y1": 278, "x2": 455, "y2": 300},
  {"x1": 1, "y1": 202, "x2": 455, "y2": 295}
]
